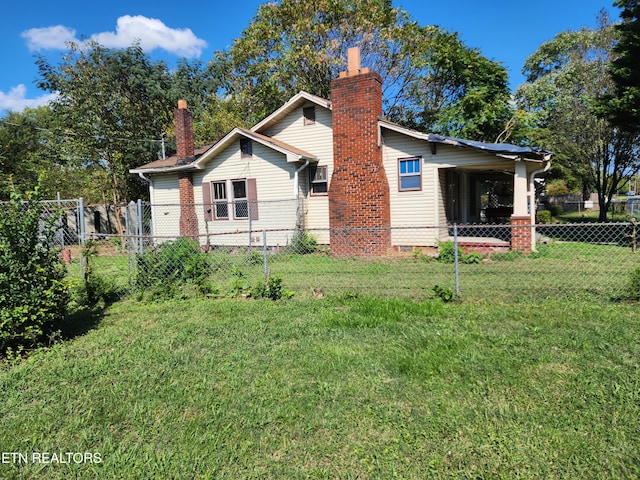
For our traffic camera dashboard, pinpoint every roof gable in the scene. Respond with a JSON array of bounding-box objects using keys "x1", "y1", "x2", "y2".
[
  {"x1": 251, "y1": 91, "x2": 332, "y2": 133},
  {"x1": 193, "y1": 127, "x2": 316, "y2": 169}
]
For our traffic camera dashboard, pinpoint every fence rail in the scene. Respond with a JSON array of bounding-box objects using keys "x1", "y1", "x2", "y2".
[{"x1": 55, "y1": 216, "x2": 640, "y2": 302}]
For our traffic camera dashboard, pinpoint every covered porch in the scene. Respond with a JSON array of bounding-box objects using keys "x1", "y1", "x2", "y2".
[{"x1": 438, "y1": 154, "x2": 550, "y2": 253}]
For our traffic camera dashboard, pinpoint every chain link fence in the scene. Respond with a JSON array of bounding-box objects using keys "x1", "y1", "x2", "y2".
[{"x1": 29, "y1": 199, "x2": 640, "y2": 302}]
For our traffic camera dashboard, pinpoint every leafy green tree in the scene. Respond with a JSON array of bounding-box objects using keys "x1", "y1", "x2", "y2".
[
  {"x1": 0, "y1": 107, "x2": 60, "y2": 199},
  {"x1": 516, "y1": 14, "x2": 640, "y2": 220},
  {"x1": 36, "y1": 42, "x2": 174, "y2": 232},
  {"x1": 168, "y1": 58, "x2": 236, "y2": 145},
  {"x1": 599, "y1": 0, "x2": 640, "y2": 134},
  {"x1": 394, "y1": 25, "x2": 513, "y2": 140},
  {"x1": 218, "y1": 0, "x2": 512, "y2": 140},
  {"x1": 0, "y1": 180, "x2": 68, "y2": 356}
]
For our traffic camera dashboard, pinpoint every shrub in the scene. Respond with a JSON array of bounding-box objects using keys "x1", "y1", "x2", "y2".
[
  {"x1": 288, "y1": 230, "x2": 318, "y2": 254},
  {"x1": 626, "y1": 266, "x2": 640, "y2": 300},
  {"x1": 431, "y1": 285, "x2": 457, "y2": 302},
  {"x1": 248, "y1": 249, "x2": 263, "y2": 265},
  {"x1": 538, "y1": 209, "x2": 551, "y2": 224},
  {"x1": 548, "y1": 204, "x2": 563, "y2": 217},
  {"x1": 136, "y1": 238, "x2": 212, "y2": 297},
  {"x1": 437, "y1": 241, "x2": 460, "y2": 263},
  {"x1": 438, "y1": 241, "x2": 482, "y2": 264},
  {"x1": 251, "y1": 275, "x2": 294, "y2": 300},
  {"x1": 0, "y1": 182, "x2": 68, "y2": 355},
  {"x1": 462, "y1": 251, "x2": 483, "y2": 264}
]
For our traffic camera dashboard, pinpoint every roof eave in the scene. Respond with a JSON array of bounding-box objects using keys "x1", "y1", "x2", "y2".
[{"x1": 129, "y1": 164, "x2": 197, "y2": 175}]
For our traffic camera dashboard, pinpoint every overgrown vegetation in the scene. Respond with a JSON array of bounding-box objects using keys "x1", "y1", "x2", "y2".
[
  {"x1": 0, "y1": 182, "x2": 68, "y2": 357},
  {"x1": 135, "y1": 237, "x2": 213, "y2": 299},
  {"x1": 437, "y1": 240, "x2": 482, "y2": 264},
  {"x1": 288, "y1": 230, "x2": 318, "y2": 254}
]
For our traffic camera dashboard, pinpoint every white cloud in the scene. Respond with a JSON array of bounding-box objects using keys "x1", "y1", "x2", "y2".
[
  {"x1": 90, "y1": 15, "x2": 207, "y2": 57},
  {"x1": 0, "y1": 85, "x2": 58, "y2": 112},
  {"x1": 21, "y1": 25, "x2": 77, "y2": 51},
  {"x1": 21, "y1": 15, "x2": 207, "y2": 58}
]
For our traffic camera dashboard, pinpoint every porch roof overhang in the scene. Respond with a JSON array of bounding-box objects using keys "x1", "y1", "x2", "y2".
[
  {"x1": 427, "y1": 134, "x2": 553, "y2": 163},
  {"x1": 378, "y1": 119, "x2": 552, "y2": 164}
]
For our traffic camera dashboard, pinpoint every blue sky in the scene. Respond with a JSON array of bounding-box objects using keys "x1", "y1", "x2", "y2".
[{"x1": 1, "y1": 0, "x2": 619, "y2": 113}]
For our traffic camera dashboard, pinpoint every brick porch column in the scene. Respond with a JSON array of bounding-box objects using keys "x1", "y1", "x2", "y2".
[{"x1": 511, "y1": 216, "x2": 532, "y2": 254}]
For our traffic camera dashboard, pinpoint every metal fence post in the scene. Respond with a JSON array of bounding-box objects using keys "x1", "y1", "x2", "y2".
[
  {"x1": 249, "y1": 202, "x2": 253, "y2": 250},
  {"x1": 263, "y1": 229, "x2": 269, "y2": 280},
  {"x1": 453, "y1": 223, "x2": 460, "y2": 295},
  {"x1": 78, "y1": 197, "x2": 87, "y2": 281},
  {"x1": 137, "y1": 199, "x2": 144, "y2": 255}
]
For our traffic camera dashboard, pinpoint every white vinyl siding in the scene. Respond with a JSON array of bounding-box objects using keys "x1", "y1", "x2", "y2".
[
  {"x1": 260, "y1": 103, "x2": 333, "y2": 244},
  {"x1": 382, "y1": 130, "x2": 438, "y2": 247},
  {"x1": 194, "y1": 139, "x2": 297, "y2": 247},
  {"x1": 149, "y1": 174, "x2": 181, "y2": 240}
]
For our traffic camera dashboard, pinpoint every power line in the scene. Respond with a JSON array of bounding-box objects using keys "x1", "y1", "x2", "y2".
[{"x1": 0, "y1": 119, "x2": 165, "y2": 145}]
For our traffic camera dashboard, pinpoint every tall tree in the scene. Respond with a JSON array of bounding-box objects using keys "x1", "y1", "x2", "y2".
[
  {"x1": 516, "y1": 14, "x2": 640, "y2": 220},
  {"x1": 218, "y1": 0, "x2": 513, "y2": 140},
  {"x1": 0, "y1": 107, "x2": 55, "y2": 198},
  {"x1": 394, "y1": 24, "x2": 513, "y2": 140},
  {"x1": 0, "y1": 107, "x2": 109, "y2": 201},
  {"x1": 599, "y1": 0, "x2": 640, "y2": 134},
  {"x1": 36, "y1": 42, "x2": 174, "y2": 232}
]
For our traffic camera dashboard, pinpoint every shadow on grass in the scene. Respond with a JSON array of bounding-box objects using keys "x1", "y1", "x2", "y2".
[{"x1": 59, "y1": 305, "x2": 106, "y2": 340}]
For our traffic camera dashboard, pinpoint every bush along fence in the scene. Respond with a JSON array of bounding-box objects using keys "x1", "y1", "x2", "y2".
[{"x1": 46, "y1": 199, "x2": 640, "y2": 303}]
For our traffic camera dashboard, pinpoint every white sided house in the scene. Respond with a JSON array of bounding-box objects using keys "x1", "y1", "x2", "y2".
[{"x1": 131, "y1": 48, "x2": 551, "y2": 255}]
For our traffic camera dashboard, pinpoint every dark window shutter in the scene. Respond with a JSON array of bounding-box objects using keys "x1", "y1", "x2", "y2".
[
  {"x1": 247, "y1": 178, "x2": 259, "y2": 220},
  {"x1": 202, "y1": 181, "x2": 213, "y2": 221}
]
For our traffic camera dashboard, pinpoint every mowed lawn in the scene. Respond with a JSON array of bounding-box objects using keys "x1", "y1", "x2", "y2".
[{"x1": 1, "y1": 295, "x2": 639, "y2": 479}]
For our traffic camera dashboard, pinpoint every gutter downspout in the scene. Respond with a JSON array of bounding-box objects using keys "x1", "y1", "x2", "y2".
[
  {"x1": 137, "y1": 172, "x2": 151, "y2": 183},
  {"x1": 528, "y1": 158, "x2": 551, "y2": 251},
  {"x1": 137, "y1": 171, "x2": 155, "y2": 239},
  {"x1": 294, "y1": 159, "x2": 311, "y2": 229}
]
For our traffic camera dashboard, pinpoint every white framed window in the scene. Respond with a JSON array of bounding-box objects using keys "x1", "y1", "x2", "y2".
[
  {"x1": 232, "y1": 180, "x2": 248, "y2": 218},
  {"x1": 398, "y1": 157, "x2": 422, "y2": 191},
  {"x1": 213, "y1": 181, "x2": 228, "y2": 219},
  {"x1": 230, "y1": 178, "x2": 259, "y2": 220}
]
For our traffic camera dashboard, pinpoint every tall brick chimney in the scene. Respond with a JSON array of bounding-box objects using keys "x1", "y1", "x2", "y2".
[
  {"x1": 175, "y1": 100, "x2": 199, "y2": 240},
  {"x1": 328, "y1": 47, "x2": 391, "y2": 256}
]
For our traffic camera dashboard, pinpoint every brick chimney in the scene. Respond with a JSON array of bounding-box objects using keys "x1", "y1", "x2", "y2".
[
  {"x1": 175, "y1": 99, "x2": 195, "y2": 163},
  {"x1": 175, "y1": 100, "x2": 199, "y2": 239},
  {"x1": 328, "y1": 47, "x2": 391, "y2": 256}
]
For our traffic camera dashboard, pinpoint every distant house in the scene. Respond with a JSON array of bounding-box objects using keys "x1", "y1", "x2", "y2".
[{"x1": 130, "y1": 48, "x2": 551, "y2": 255}]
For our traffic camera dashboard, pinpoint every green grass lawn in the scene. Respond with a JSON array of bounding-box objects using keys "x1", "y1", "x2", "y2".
[{"x1": 2, "y1": 294, "x2": 640, "y2": 479}]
